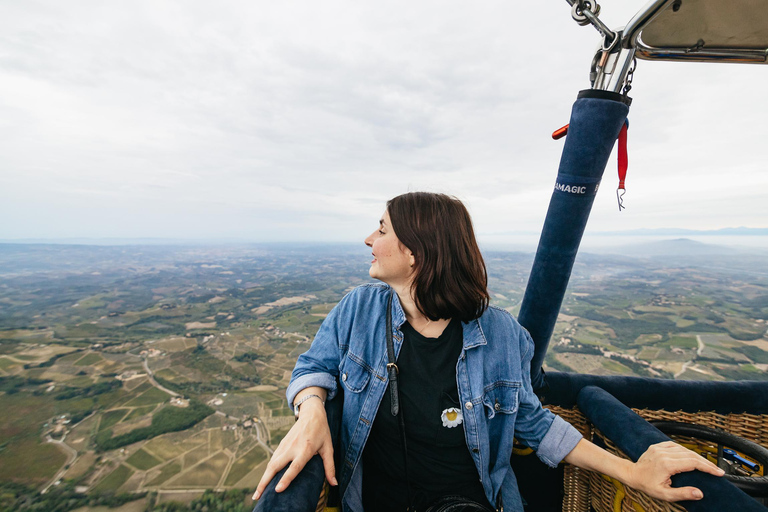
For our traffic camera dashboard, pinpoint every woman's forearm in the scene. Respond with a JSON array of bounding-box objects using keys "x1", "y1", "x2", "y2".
[
  {"x1": 563, "y1": 439, "x2": 633, "y2": 484},
  {"x1": 562, "y1": 438, "x2": 724, "y2": 502}
]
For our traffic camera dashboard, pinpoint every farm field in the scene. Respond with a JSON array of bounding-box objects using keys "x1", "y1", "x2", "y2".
[{"x1": 0, "y1": 242, "x2": 767, "y2": 508}]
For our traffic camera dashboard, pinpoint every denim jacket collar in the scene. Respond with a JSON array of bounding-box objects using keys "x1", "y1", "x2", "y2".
[{"x1": 388, "y1": 287, "x2": 488, "y2": 351}]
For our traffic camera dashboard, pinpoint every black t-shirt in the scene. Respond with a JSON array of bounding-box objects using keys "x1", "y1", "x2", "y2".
[{"x1": 362, "y1": 318, "x2": 491, "y2": 511}]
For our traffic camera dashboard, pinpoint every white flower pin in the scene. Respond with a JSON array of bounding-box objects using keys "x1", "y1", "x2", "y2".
[{"x1": 441, "y1": 407, "x2": 463, "y2": 428}]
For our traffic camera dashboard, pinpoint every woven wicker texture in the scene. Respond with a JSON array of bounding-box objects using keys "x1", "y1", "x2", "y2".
[
  {"x1": 589, "y1": 433, "x2": 686, "y2": 512},
  {"x1": 548, "y1": 405, "x2": 592, "y2": 512},
  {"x1": 551, "y1": 406, "x2": 768, "y2": 512}
]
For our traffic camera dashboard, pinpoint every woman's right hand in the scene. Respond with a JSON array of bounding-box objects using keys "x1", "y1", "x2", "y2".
[{"x1": 252, "y1": 395, "x2": 337, "y2": 501}]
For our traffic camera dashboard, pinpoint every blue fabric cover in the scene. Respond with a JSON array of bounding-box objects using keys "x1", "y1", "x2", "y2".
[
  {"x1": 517, "y1": 90, "x2": 631, "y2": 390},
  {"x1": 577, "y1": 385, "x2": 767, "y2": 511},
  {"x1": 542, "y1": 371, "x2": 768, "y2": 415}
]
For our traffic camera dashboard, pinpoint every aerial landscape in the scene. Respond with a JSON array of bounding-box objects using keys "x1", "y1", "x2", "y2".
[
  {"x1": 0, "y1": 240, "x2": 766, "y2": 511},
  {"x1": 2, "y1": 0, "x2": 767, "y2": 509}
]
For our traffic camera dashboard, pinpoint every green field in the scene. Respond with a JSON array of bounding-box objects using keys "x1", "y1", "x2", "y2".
[
  {"x1": 0, "y1": 357, "x2": 19, "y2": 370},
  {"x1": 124, "y1": 405, "x2": 157, "y2": 421},
  {"x1": 75, "y1": 353, "x2": 103, "y2": 366},
  {"x1": 92, "y1": 464, "x2": 133, "y2": 493},
  {"x1": 99, "y1": 409, "x2": 129, "y2": 431},
  {"x1": 183, "y1": 444, "x2": 209, "y2": 468},
  {"x1": 123, "y1": 386, "x2": 171, "y2": 407},
  {"x1": 0, "y1": 392, "x2": 67, "y2": 485},
  {"x1": 172, "y1": 452, "x2": 229, "y2": 487},
  {"x1": 667, "y1": 336, "x2": 698, "y2": 349},
  {"x1": 224, "y1": 445, "x2": 268, "y2": 486},
  {"x1": 143, "y1": 438, "x2": 190, "y2": 461},
  {"x1": 57, "y1": 351, "x2": 88, "y2": 364},
  {"x1": 125, "y1": 448, "x2": 163, "y2": 470},
  {"x1": 146, "y1": 461, "x2": 182, "y2": 486}
]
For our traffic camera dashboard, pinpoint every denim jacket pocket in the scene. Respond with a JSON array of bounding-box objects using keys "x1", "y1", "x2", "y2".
[
  {"x1": 482, "y1": 381, "x2": 521, "y2": 419},
  {"x1": 339, "y1": 353, "x2": 371, "y2": 393}
]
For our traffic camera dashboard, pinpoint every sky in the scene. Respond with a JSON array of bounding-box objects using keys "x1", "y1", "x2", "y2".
[{"x1": 1, "y1": 0, "x2": 766, "y2": 245}]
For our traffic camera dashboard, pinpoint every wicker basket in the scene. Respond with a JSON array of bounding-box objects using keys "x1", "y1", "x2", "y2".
[{"x1": 549, "y1": 405, "x2": 768, "y2": 512}]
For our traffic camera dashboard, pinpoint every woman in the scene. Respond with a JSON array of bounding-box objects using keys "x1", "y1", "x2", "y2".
[{"x1": 254, "y1": 192, "x2": 723, "y2": 512}]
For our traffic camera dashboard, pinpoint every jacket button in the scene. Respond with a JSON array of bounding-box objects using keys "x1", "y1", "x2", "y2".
[
  {"x1": 472, "y1": 448, "x2": 479, "y2": 454},
  {"x1": 494, "y1": 402, "x2": 501, "y2": 411},
  {"x1": 342, "y1": 373, "x2": 347, "y2": 382},
  {"x1": 465, "y1": 402, "x2": 473, "y2": 410}
]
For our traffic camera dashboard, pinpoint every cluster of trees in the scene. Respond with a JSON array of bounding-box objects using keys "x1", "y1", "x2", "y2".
[
  {"x1": 0, "y1": 376, "x2": 51, "y2": 394},
  {"x1": 147, "y1": 489, "x2": 250, "y2": 512},
  {"x1": 154, "y1": 376, "x2": 243, "y2": 396},
  {"x1": 23, "y1": 350, "x2": 81, "y2": 370},
  {"x1": 551, "y1": 343, "x2": 603, "y2": 356},
  {"x1": 0, "y1": 481, "x2": 144, "y2": 512},
  {"x1": 713, "y1": 365, "x2": 768, "y2": 381},
  {"x1": 95, "y1": 400, "x2": 214, "y2": 451},
  {"x1": 734, "y1": 345, "x2": 768, "y2": 364},
  {"x1": 54, "y1": 380, "x2": 121, "y2": 401},
  {"x1": 233, "y1": 352, "x2": 272, "y2": 363}
]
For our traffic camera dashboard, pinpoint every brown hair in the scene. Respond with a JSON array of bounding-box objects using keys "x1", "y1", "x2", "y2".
[{"x1": 386, "y1": 192, "x2": 489, "y2": 322}]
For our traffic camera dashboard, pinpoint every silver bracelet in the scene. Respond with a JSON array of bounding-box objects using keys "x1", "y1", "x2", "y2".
[{"x1": 293, "y1": 393, "x2": 324, "y2": 419}]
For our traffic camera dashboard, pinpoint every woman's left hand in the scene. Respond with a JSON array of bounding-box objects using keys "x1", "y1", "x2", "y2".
[{"x1": 628, "y1": 441, "x2": 725, "y2": 501}]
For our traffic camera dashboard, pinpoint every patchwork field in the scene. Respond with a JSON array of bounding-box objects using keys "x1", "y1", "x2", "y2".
[{"x1": 1, "y1": 243, "x2": 766, "y2": 510}]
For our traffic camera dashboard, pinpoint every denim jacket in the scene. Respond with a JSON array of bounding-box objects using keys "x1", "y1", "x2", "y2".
[{"x1": 287, "y1": 284, "x2": 583, "y2": 512}]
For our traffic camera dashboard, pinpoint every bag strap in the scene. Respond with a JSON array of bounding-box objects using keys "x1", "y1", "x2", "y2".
[
  {"x1": 384, "y1": 291, "x2": 413, "y2": 510},
  {"x1": 385, "y1": 292, "x2": 400, "y2": 416}
]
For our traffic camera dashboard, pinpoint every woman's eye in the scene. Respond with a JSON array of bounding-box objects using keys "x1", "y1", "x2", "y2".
[{"x1": 378, "y1": 230, "x2": 385, "y2": 235}]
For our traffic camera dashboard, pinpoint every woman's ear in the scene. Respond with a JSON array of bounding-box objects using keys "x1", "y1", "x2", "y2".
[{"x1": 409, "y1": 252, "x2": 415, "y2": 268}]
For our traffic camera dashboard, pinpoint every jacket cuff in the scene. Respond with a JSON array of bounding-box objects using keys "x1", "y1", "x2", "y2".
[
  {"x1": 535, "y1": 415, "x2": 584, "y2": 468},
  {"x1": 286, "y1": 372, "x2": 338, "y2": 406}
]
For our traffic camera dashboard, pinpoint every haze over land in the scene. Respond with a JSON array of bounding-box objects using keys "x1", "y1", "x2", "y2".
[{"x1": 1, "y1": 240, "x2": 767, "y2": 510}]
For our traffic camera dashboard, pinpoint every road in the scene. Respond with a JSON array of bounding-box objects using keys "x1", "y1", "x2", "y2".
[
  {"x1": 674, "y1": 335, "x2": 706, "y2": 378},
  {"x1": 41, "y1": 433, "x2": 79, "y2": 494},
  {"x1": 254, "y1": 419, "x2": 274, "y2": 455},
  {"x1": 143, "y1": 357, "x2": 178, "y2": 397},
  {"x1": 674, "y1": 361, "x2": 692, "y2": 378}
]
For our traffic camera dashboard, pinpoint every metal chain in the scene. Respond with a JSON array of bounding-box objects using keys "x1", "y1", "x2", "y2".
[{"x1": 622, "y1": 57, "x2": 637, "y2": 96}]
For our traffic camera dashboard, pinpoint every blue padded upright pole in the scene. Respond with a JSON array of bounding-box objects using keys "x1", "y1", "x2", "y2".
[{"x1": 518, "y1": 89, "x2": 630, "y2": 391}]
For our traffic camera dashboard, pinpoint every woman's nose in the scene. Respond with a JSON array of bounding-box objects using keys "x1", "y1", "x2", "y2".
[{"x1": 364, "y1": 233, "x2": 374, "y2": 247}]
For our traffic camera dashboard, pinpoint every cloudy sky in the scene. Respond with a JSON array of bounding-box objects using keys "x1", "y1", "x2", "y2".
[{"x1": 1, "y1": 1, "x2": 766, "y2": 245}]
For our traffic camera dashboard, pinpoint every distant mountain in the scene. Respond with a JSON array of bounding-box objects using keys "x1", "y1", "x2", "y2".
[
  {"x1": 0, "y1": 237, "x2": 274, "y2": 245},
  {"x1": 596, "y1": 238, "x2": 742, "y2": 257},
  {"x1": 594, "y1": 227, "x2": 768, "y2": 236}
]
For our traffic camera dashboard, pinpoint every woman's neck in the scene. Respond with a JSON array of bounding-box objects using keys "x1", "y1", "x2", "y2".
[{"x1": 390, "y1": 281, "x2": 451, "y2": 338}]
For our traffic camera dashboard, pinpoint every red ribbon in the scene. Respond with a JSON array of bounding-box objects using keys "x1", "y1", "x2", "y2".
[{"x1": 618, "y1": 120, "x2": 628, "y2": 190}]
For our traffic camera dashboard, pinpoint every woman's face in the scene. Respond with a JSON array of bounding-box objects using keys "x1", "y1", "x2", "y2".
[{"x1": 364, "y1": 210, "x2": 415, "y2": 287}]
